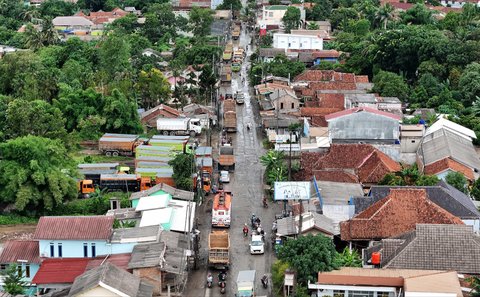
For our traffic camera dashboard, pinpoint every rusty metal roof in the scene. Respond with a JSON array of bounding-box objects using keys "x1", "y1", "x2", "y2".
[
  {"x1": 33, "y1": 216, "x2": 114, "y2": 240},
  {"x1": 0, "y1": 240, "x2": 40, "y2": 264}
]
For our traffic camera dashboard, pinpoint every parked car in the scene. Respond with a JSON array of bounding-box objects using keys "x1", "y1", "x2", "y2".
[
  {"x1": 220, "y1": 170, "x2": 230, "y2": 183},
  {"x1": 235, "y1": 92, "x2": 245, "y2": 104},
  {"x1": 250, "y1": 235, "x2": 264, "y2": 254}
]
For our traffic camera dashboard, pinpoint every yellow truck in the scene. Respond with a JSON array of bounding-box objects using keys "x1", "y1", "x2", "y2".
[{"x1": 232, "y1": 25, "x2": 241, "y2": 40}]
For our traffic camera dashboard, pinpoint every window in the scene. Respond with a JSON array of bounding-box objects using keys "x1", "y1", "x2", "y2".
[
  {"x1": 0, "y1": 264, "x2": 7, "y2": 271},
  {"x1": 411, "y1": 140, "x2": 416, "y2": 143},
  {"x1": 348, "y1": 291, "x2": 374, "y2": 297},
  {"x1": 280, "y1": 103, "x2": 284, "y2": 109},
  {"x1": 83, "y1": 243, "x2": 88, "y2": 257},
  {"x1": 24, "y1": 264, "x2": 30, "y2": 278},
  {"x1": 17, "y1": 265, "x2": 22, "y2": 277},
  {"x1": 333, "y1": 291, "x2": 345, "y2": 297},
  {"x1": 58, "y1": 243, "x2": 63, "y2": 258},
  {"x1": 291, "y1": 102, "x2": 295, "y2": 109},
  {"x1": 50, "y1": 243, "x2": 54, "y2": 257},
  {"x1": 91, "y1": 243, "x2": 96, "y2": 257},
  {"x1": 377, "y1": 292, "x2": 393, "y2": 297},
  {"x1": 268, "y1": 12, "x2": 273, "y2": 17}
]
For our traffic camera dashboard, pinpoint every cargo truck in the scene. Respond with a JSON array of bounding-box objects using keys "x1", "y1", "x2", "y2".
[
  {"x1": 223, "y1": 43, "x2": 233, "y2": 62},
  {"x1": 220, "y1": 66, "x2": 232, "y2": 84},
  {"x1": 156, "y1": 118, "x2": 202, "y2": 136},
  {"x1": 219, "y1": 146, "x2": 235, "y2": 171},
  {"x1": 232, "y1": 26, "x2": 241, "y2": 40},
  {"x1": 98, "y1": 134, "x2": 144, "y2": 156},
  {"x1": 223, "y1": 98, "x2": 236, "y2": 112},
  {"x1": 236, "y1": 270, "x2": 256, "y2": 297},
  {"x1": 212, "y1": 190, "x2": 232, "y2": 227},
  {"x1": 208, "y1": 230, "x2": 230, "y2": 270},
  {"x1": 223, "y1": 111, "x2": 237, "y2": 133},
  {"x1": 99, "y1": 174, "x2": 152, "y2": 192}
]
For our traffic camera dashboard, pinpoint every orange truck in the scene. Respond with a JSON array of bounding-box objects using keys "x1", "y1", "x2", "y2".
[
  {"x1": 98, "y1": 134, "x2": 144, "y2": 156},
  {"x1": 218, "y1": 146, "x2": 235, "y2": 171},
  {"x1": 212, "y1": 190, "x2": 232, "y2": 227},
  {"x1": 208, "y1": 230, "x2": 230, "y2": 270}
]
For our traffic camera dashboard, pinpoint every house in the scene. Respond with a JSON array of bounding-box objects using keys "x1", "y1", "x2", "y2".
[
  {"x1": 68, "y1": 262, "x2": 153, "y2": 297},
  {"x1": 79, "y1": 8, "x2": 128, "y2": 25},
  {"x1": 266, "y1": 88, "x2": 300, "y2": 114},
  {"x1": 259, "y1": 5, "x2": 306, "y2": 30},
  {"x1": 417, "y1": 126, "x2": 480, "y2": 181},
  {"x1": 308, "y1": 267, "x2": 463, "y2": 297},
  {"x1": 0, "y1": 241, "x2": 40, "y2": 284},
  {"x1": 273, "y1": 31, "x2": 324, "y2": 51},
  {"x1": 357, "y1": 181, "x2": 480, "y2": 231},
  {"x1": 124, "y1": 6, "x2": 141, "y2": 15},
  {"x1": 276, "y1": 212, "x2": 337, "y2": 238},
  {"x1": 171, "y1": 0, "x2": 210, "y2": 9},
  {"x1": 300, "y1": 144, "x2": 401, "y2": 185},
  {"x1": 312, "y1": 50, "x2": 340, "y2": 65},
  {"x1": 33, "y1": 216, "x2": 137, "y2": 258},
  {"x1": 340, "y1": 188, "x2": 464, "y2": 242},
  {"x1": 301, "y1": 107, "x2": 342, "y2": 127},
  {"x1": 128, "y1": 231, "x2": 188, "y2": 296},
  {"x1": 344, "y1": 93, "x2": 402, "y2": 115},
  {"x1": 258, "y1": 48, "x2": 286, "y2": 62},
  {"x1": 138, "y1": 198, "x2": 196, "y2": 233},
  {"x1": 140, "y1": 104, "x2": 182, "y2": 128},
  {"x1": 400, "y1": 125, "x2": 424, "y2": 153},
  {"x1": 129, "y1": 183, "x2": 194, "y2": 208},
  {"x1": 306, "y1": 20, "x2": 331, "y2": 33},
  {"x1": 364, "y1": 224, "x2": 480, "y2": 274},
  {"x1": 326, "y1": 107, "x2": 401, "y2": 145}
]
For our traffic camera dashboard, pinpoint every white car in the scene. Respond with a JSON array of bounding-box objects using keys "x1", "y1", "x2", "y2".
[
  {"x1": 250, "y1": 235, "x2": 264, "y2": 254},
  {"x1": 220, "y1": 171, "x2": 230, "y2": 183},
  {"x1": 235, "y1": 92, "x2": 245, "y2": 104}
]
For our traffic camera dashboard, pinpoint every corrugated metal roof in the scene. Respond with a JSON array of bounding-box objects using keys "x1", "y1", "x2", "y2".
[
  {"x1": 32, "y1": 258, "x2": 90, "y2": 284},
  {"x1": 33, "y1": 216, "x2": 114, "y2": 240},
  {"x1": 0, "y1": 240, "x2": 40, "y2": 264},
  {"x1": 325, "y1": 107, "x2": 401, "y2": 121},
  {"x1": 85, "y1": 253, "x2": 132, "y2": 271}
]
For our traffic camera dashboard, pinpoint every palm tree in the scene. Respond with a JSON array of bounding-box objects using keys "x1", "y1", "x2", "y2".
[
  {"x1": 307, "y1": 22, "x2": 319, "y2": 30},
  {"x1": 376, "y1": 4, "x2": 395, "y2": 30},
  {"x1": 471, "y1": 96, "x2": 480, "y2": 116},
  {"x1": 21, "y1": 8, "x2": 40, "y2": 24},
  {"x1": 40, "y1": 18, "x2": 59, "y2": 46},
  {"x1": 24, "y1": 24, "x2": 43, "y2": 51},
  {"x1": 337, "y1": 248, "x2": 362, "y2": 267},
  {"x1": 260, "y1": 150, "x2": 285, "y2": 172}
]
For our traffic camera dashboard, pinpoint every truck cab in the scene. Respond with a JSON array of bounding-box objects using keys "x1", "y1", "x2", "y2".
[
  {"x1": 188, "y1": 119, "x2": 203, "y2": 135},
  {"x1": 78, "y1": 180, "x2": 95, "y2": 198},
  {"x1": 212, "y1": 191, "x2": 232, "y2": 227}
]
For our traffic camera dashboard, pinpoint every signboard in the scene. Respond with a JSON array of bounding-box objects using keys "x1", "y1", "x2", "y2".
[{"x1": 274, "y1": 182, "x2": 311, "y2": 201}]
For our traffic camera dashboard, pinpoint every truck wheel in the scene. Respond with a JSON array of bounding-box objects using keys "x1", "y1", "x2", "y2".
[
  {"x1": 190, "y1": 131, "x2": 196, "y2": 137},
  {"x1": 170, "y1": 131, "x2": 176, "y2": 136},
  {"x1": 105, "y1": 151, "x2": 112, "y2": 157},
  {"x1": 112, "y1": 151, "x2": 119, "y2": 157},
  {"x1": 162, "y1": 131, "x2": 169, "y2": 135}
]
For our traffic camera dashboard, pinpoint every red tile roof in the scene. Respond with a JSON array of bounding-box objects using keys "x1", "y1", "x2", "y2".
[
  {"x1": 33, "y1": 216, "x2": 114, "y2": 240},
  {"x1": 340, "y1": 189, "x2": 464, "y2": 241},
  {"x1": 0, "y1": 241, "x2": 40, "y2": 264},
  {"x1": 314, "y1": 170, "x2": 359, "y2": 183},
  {"x1": 312, "y1": 50, "x2": 340, "y2": 58},
  {"x1": 424, "y1": 157, "x2": 475, "y2": 181},
  {"x1": 300, "y1": 107, "x2": 341, "y2": 117},
  {"x1": 294, "y1": 70, "x2": 369, "y2": 83},
  {"x1": 325, "y1": 107, "x2": 402, "y2": 121},
  {"x1": 300, "y1": 144, "x2": 401, "y2": 184},
  {"x1": 85, "y1": 253, "x2": 132, "y2": 271},
  {"x1": 32, "y1": 258, "x2": 90, "y2": 284},
  {"x1": 316, "y1": 93, "x2": 345, "y2": 109}
]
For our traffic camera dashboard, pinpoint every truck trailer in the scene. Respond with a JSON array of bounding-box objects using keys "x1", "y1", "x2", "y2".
[
  {"x1": 208, "y1": 230, "x2": 230, "y2": 270},
  {"x1": 156, "y1": 118, "x2": 202, "y2": 136},
  {"x1": 98, "y1": 134, "x2": 143, "y2": 156}
]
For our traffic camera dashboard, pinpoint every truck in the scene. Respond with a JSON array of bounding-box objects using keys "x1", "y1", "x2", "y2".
[
  {"x1": 98, "y1": 134, "x2": 143, "y2": 156},
  {"x1": 232, "y1": 25, "x2": 241, "y2": 40},
  {"x1": 231, "y1": 61, "x2": 241, "y2": 72},
  {"x1": 194, "y1": 156, "x2": 213, "y2": 194},
  {"x1": 224, "y1": 98, "x2": 236, "y2": 112},
  {"x1": 236, "y1": 270, "x2": 256, "y2": 297},
  {"x1": 224, "y1": 111, "x2": 237, "y2": 132},
  {"x1": 99, "y1": 174, "x2": 152, "y2": 192},
  {"x1": 208, "y1": 231, "x2": 230, "y2": 270},
  {"x1": 223, "y1": 43, "x2": 233, "y2": 62},
  {"x1": 156, "y1": 118, "x2": 202, "y2": 136},
  {"x1": 219, "y1": 146, "x2": 235, "y2": 171},
  {"x1": 220, "y1": 66, "x2": 232, "y2": 84},
  {"x1": 212, "y1": 190, "x2": 232, "y2": 227}
]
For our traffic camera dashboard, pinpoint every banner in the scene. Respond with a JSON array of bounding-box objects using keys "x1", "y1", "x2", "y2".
[{"x1": 274, "y1": 182, "x2": 311, "y2": 201}]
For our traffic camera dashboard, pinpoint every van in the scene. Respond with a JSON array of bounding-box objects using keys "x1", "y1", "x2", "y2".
[{"x1": 250, "y1": 235, "x2": 264, "y2": 254}]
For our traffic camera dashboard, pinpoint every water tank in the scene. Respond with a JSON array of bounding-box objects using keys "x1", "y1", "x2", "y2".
[{"x1": 371, "y1": 252, "x2": 381, "y2": 265}]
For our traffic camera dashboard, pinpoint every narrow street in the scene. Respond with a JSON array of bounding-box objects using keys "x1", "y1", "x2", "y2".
[{"x1": 185, "y1": 18, "x2": 282, "y2": 297}]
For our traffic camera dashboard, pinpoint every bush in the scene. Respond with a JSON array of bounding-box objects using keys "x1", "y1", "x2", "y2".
[{"x1": 0, "y1": 215, "x2": 38, "y2": 225}]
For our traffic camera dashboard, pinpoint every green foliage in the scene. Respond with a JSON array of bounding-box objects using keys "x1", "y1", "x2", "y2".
[
  {"x1": 0, "y1": 214, "x2": 38, "y2": 225},
  {"x1": 110, "y1": 14, "x2": 139, "y2": 34},
  {"x1": 39, "y1": 0, "x2": 78, "y2": 18},
  {"x1": 336, "y1": 247, "x2": 362, "y2": 267},
  {"x1": 188, "y1": 7, "x2": 214, "y2": 37},
  {"x1": 98, "y1": 32, "x2": 131, "y2": 81},
  {"x1": 271, "y1": 260, "x2": 290, "y2": 297},
  {"x1": 379, "y1": 164, "x2": 439, "y2": 186},
  {"x1": 282, "y1": 6, "x2": 301, "y2": 33},
  {"x1": 169, "y1": 153, "x2": 194, "y2": 191},
  {"x1": 103, "y1": 89, "x2": 143, "y2": 134},
  {"x1": 0, "y1": 136, "x2": 78, "y2": 213},
  {"x1": 2, "y1": 264, "x2": 25, "y2": 295},
  {"x1": 372, "y1": 71, "x2": 409, "y2": 101},
  {"x1": 136, "y1": 68, "x2": 171, "y2": 109},
  {"x1": 459, "y1": 62, "x2": 480, "y2": 106},
  {"x1": 277, "y1": 234, "x2": 338, "y2": 284},
  {"x1": 143, "y1": 3, "x2": 178, "y2": 43},
  {"x1": 400, "y1": 3, "x2": 434, "y2": 25},
  {"x1": 469, "y1": 276, "x2": 480, "y2": 297},
  {"x1": 445, "y1": 171, "x2": 468, "y2": 194},
  {"x1": 217, "y1": 0, "x2": 242, "y2": 11},
  {"x1": 471, "y1": 178, "x2": 480, "y2": 201},
  {"x1": 415, "y1": 175, "x2": 440, "y2": 186}
]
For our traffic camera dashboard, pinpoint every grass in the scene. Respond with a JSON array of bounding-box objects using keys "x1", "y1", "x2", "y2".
[
  {"x1": 0, "y1": 214, "x2": 38, "y2": 225},
  {"x1": 70, "y1": 152, "x2": 132, "y2": 164}
]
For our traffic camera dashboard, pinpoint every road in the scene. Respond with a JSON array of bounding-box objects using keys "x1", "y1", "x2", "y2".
[{"x1": 185, "y1": 22, "x2": 282, "y2": 297}]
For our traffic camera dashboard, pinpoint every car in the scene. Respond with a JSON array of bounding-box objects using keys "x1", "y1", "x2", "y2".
[
  {"x1": 250, "y1": 235, "x2": 264, "y2": 254},
  {"x1": 220, "y1": 170, "x2": 230, "y2": 183},
  {"x1": 235, "y1": 92, "x2": 245, "y2": 104}
]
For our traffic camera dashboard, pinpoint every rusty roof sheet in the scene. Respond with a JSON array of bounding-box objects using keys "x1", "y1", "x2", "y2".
[
  {"x1": 0, "y1": 240, "x2": 39, "y2": 264},
  {"x1": 33, "y1": 216, "x2": 114, "y2": 240}
]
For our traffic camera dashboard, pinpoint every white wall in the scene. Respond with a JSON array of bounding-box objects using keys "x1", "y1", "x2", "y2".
[
  {"x1": 76, "y1": 286, "x2": 119, "y2": 297},
  {"x1": 273, "y1": 33, "x2": 323, "y2": 50}
]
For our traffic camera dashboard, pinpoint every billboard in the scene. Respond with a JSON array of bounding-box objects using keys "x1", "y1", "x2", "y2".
[{"x1": 274, "y1": 182, "x2": 311, "y2": 201}]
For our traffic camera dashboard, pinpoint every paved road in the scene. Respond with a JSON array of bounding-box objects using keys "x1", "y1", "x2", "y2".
[{"x1": 185, "y1": 22, "x2": 282, "y2": 297}]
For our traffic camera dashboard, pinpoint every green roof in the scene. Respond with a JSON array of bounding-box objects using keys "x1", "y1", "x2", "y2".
[{"x1": 266, "y1": 5, "x2": 287, "y2": 10}]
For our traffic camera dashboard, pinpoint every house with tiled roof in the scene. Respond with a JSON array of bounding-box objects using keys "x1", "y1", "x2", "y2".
[
  {"x1": 299, "y1": 144, "x2": 401, "y2": 186},
  {"x1": 354, "y1": 181, "x2": 480, "y2": 231},
  {"x1": 300, "y1": 107, "x2": 342, "y2": 127},
  {"x1": 308, "y1": 267, "x2": 463, "y2": 297},
  {"x1": 326, "y1": 107, "x2": 401, "y2": 145},
  {"x1": 0, "y1": 241, "x2": 40, "y2": 284},
  {"x1": 364, "y1": 224, "x2": 480, "y2": 274},
  {"x1": 340, "y1": 189, "x2": 464, "y2": 242},
  {"x1": 140, "y1": 104, "x2": 182, "y2": 128}
]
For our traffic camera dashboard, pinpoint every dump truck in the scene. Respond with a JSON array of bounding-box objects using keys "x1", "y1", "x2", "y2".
[
  {"x1": 236, "y1": 270, "x2": 256, "y2": 297},
  {"x1": 232, "y1": 25, "x2": 241, "y2": 40},
  {"x1": 223, "y1": 43, "x2": 233, "y2": 62},
  {"x1": 156, "y1": 118, "x2": 202, "y2": 136},
  {"x1": 224, "y1": 111, "x2": 237, "y2": 132},
  {"x1": 224, "y1": 98, "x2": 236, "y2": 113},
  {"x1": 98, "y1": 134, "x2": 144, "y2": 156},
  {"x1": 208, "y1": 230, "x2": 230, "y2": 269},
  {"x1": 78, "y1": 163, "x2": 119, "y2": 186},
  {"x1": 220, "y1": 66, "x2": 232, "y2": 84},
  {"x1": 231, "y1": 61, "x2": 241, "y2": 72},
  {"x1": 218, "y1": 146, "x2": 235, "y2": 171}
]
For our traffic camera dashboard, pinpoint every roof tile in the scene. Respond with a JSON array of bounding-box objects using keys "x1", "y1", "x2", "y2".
[
  {"x1": 424, "y1": 157, "x2": 475, "y2": 181},
  {"x1": 32, "y1": 258, "x2": 90, "y2": 284}
]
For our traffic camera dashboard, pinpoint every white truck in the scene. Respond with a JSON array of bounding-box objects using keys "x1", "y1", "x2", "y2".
[
  {"x1": 156, "y1": 118, "x2": 202, "y2": 136},
  {"x1": 236, "y1": 270, "x2": 256, "y2": 297}
]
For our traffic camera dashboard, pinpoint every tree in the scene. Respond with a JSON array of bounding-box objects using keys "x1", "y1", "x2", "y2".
[
  {"x1": 415, "y1": 175, "x2": 440, "y2": 186},
  {"x1": 336, "y1": 247, "x2": 362, "y2": 267},
  {"x1": 168, "y1": 153, "x2": 194, "y2": 191},
  {"x1": 401, "y1": 3, "x2": 433, "y2": 25},
  {"x1": 0, "y1": 136, "x2": 78, "y2": 212},
  {"x1": 2, "y1": 264, "x2": 25, "y2": 295},
  {"x1": 469, "y1": 276, "x2": 480, "y2": 297},
  {"x1": 375, "y1": 3, "x2": 394, "y2": 30},
  {"x1": 109, "y1": 13, "x2": 139, "y2": 34},
  {"x1": 136, "y1": 68, "x2": 171, "y2": 109},
  {"x1": 372, "y1": 71, "x2": 409, "y2": 101},
  {"x1": 277, "y1": 234, "x2": 338, "y2": 284},
  {"x1": 142, "y1": 4, "x2": 178, "y2": 43},
  {"x1": 307, "y1": 22, "x2": 319, "y2": 30},
  {"x1": 445, "y1": 171, "x2": 469, "y2": 194},
  {"x1": 306, "y1": 0, "x2": 333, "y2": 22},
  {"x1": 102, "y1": 89, "x2": 143, "y2": 134},
  {"x1": 260, "y1": 150, "x2": 285, "y2": 172},
  {"x1": 24, "y1": 18, "x2": 59, "y2": 51},
  {"x1": 198, "y1": 64, "x2": 217, "y2": 100},
  {"x1": 283, "y1": 6, "x2": 301, "y2": 33},
  {"x1": 188, "y1": 7, "x2": 213, "y2": 37},
  {"x1": 266, "y1": 55, "x2": 305, "y2": 79},
  {"x1": 217, "y1": 0, "x2": 242, "y2": 11},
  {"x1": 98, "y1": 32, "x2": 131, "y2": 81},
  {"x1": 470, "y1": 178, "x2": 480, "y2": 201},
  {"x1": 271, "y1": 261, "x2": 290, "y2": 297},
  {"x1": 39, "y1": 0, "x2": 77, "y2": 18},
  {"x1": 459, "y1": 62, "x2": 480, "y2": 106}
]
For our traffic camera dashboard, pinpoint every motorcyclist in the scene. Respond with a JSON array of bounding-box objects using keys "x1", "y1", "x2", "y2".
[
  {"x1": 219, "y1": 271, "x2": 227, "y2": 282},
  {"x1": 262, "y1": 196, "x2": 268, "y2": 207},
  {"x1": 207, "y1": 273, "x2": 213, "y2": 287},
  {"x1": 243, "y1": 224, "x2": 249, "y2": 236},
  {"x1": 261, "y1": 274, "x2": 268, "y2": 288}
]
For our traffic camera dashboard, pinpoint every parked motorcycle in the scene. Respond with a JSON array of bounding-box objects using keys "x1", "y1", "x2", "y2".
[{"x1": 219, "y1": 281, "x2": 226, "y2": 294}]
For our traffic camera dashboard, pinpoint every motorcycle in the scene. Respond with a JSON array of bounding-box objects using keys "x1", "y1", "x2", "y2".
[
  {"x1": 218, "y1": 271, "x2": 227, "y2": 284},
  {"x1": 207, "y1": 273, "x2": 213, "y2": 288},
  {"x1": 243, "y1": 225, "x2": 249, "y2": 237},
  {"x1": 262, "y1": 197, "x2": 268, "y2": 208},
  {"x1": 219, "y1": 281, "x2": 226, "y2": 294},
  {"x1": 261, "y1": 275, "x2": 268, "y2": 289}
]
